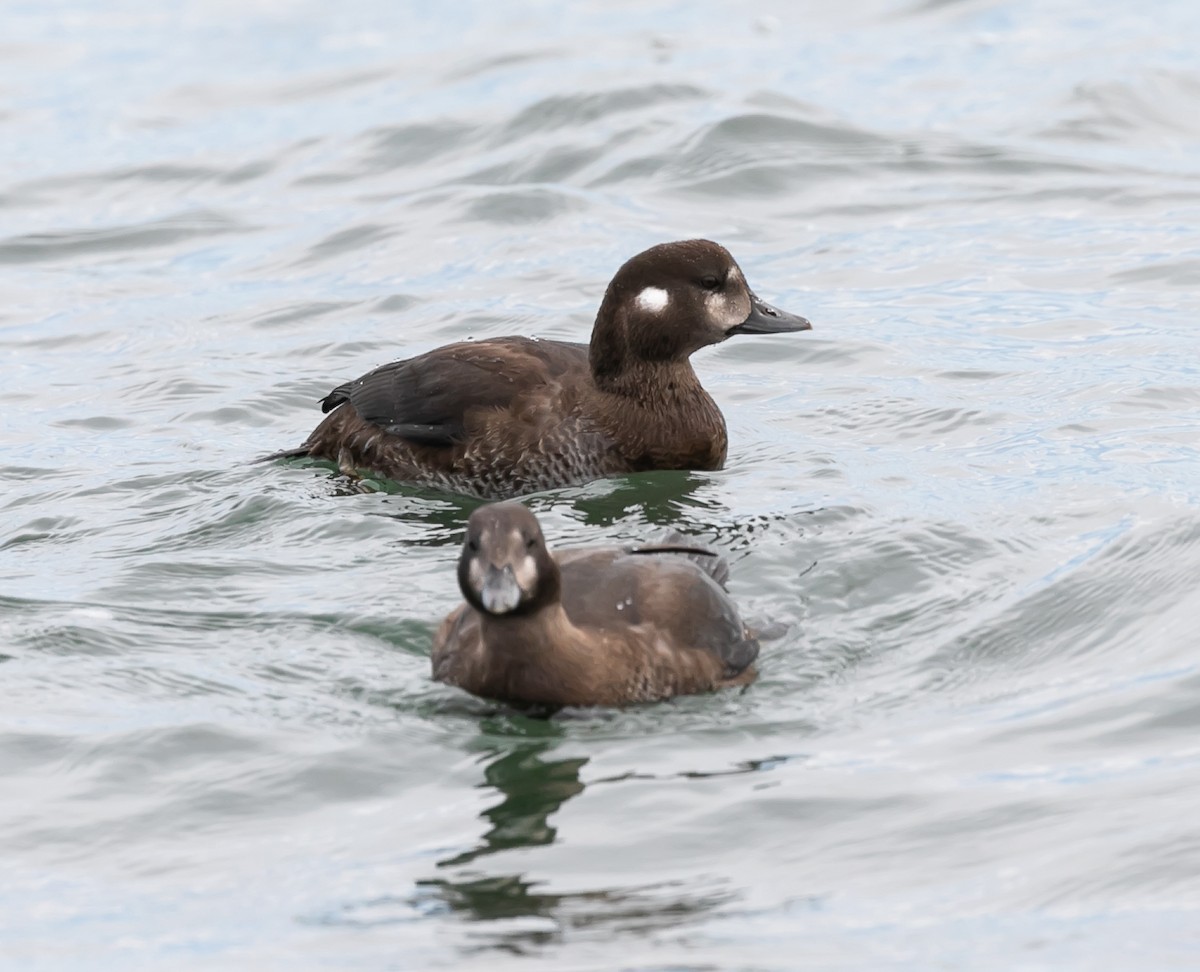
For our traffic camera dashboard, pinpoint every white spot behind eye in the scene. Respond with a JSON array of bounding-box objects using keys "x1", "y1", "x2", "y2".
[{"x1": 636, "y1": 287, "x2": 669, "y2": 314}]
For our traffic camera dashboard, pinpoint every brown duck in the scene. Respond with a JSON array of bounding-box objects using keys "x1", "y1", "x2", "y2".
[
  {"x1": 267, "y1": 239, "x2": 810, "y2": 499},
  {"x1": 432, "y1": 502, "x2": 759, "y2": 708}
]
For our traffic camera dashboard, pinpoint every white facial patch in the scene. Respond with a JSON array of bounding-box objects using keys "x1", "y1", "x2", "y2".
[
  {"x1": 514, "y1": 553, "x2": 539, "y2": 591},
  {"x1": 636, "y1": 287, "x2": 669, "y2": 314},
  {"x1": 708, "y1": 290, "x2": 747, "y2": 329},
  {"x1": 468, "y1": 557, "x2": 485, "y2": 592}
]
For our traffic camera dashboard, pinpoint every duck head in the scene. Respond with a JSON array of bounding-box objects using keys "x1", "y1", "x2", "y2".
[
  {"x1": 589, "y1": 239, "x2": 811, "y2": 383},
  {"x1": 458, "y1": 502, "x2": 559, "y2": 617}
]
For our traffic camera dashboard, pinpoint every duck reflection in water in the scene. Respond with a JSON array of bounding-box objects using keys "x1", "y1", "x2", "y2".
[
  {"x1": 418, "y1": 739, "x2": 732, "y2": 952},
  {"x1": 348, "y1": 468, "x2": 714, "y2": 554}
]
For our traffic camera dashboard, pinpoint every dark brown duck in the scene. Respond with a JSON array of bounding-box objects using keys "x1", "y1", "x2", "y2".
[
  {"x1": 268, "y1": 239, "x2": 810, "y2": 499},
  {"x1": 432, "y1": 502, "x2": 759, "y2": 708}
]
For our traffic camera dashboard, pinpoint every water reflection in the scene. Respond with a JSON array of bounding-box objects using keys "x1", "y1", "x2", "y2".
[
  {"x1": 441, "y1": 742, "x2": 587, "y2": 868},
  {"x1": 417, "y1": 740, "x2": 732, "y2": 951},
  {"x1": 569, "y1": 469, "x2": 718, "y2": 529},
  {"x1": 343, "y1": 467, "x2": 720, "y2": 548},
  {"x1": 424, "y1": 873, "x2": 733, "y2": 958}
]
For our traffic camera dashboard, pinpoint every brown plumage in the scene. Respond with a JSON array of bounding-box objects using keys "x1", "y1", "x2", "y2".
[
  {"x1": 265, "y1": 239, "x2": 811, "y2": 499},
  {"x1": 431, "y1": 502, "x2": 759, "y2": 709}
]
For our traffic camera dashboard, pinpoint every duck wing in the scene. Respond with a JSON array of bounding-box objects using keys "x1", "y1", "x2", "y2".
[
  {"x1": 628, "y1": 531, "x2": 730, "y2": 589},
  {"x1": 320, "y1": 336, "x2": 588, "y2": 447},
  {"x1": 559, "y1": 549, "x2": 757, "y2": 678}
]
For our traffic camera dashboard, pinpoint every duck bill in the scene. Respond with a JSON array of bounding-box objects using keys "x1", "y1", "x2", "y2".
[
  {"x1": 479, "y1": 564, "x2": 523, "y2": 615},
  {"x1": 728, "y1": 293, "x2": 812, "y2": 335}
]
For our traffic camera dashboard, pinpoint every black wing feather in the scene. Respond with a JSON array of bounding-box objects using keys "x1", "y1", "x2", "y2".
[{"x1": 629, "y1": 531, "x2": 731, "y2": 589}]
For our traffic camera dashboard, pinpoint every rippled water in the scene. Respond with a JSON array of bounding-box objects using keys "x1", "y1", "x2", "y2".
[{"x1": 3, "y1": 0, "x2": 1200, "y2": 968}]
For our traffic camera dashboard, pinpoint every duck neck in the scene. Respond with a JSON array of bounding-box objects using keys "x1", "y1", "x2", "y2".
[
  {"x1": 588, "y1": 299, "x2": 712, "y2": 403},
  {"x1": 590, "y1": 357, "x2": 728, "y2": 471},
  {"x1": 478, "y1": 603, "x2": 598, "y2": 704},
  {"x1": 479, "y1": 601, "x2": 579, "y2": 655},
  {"x1": 591, "y1": 356, "x2": 707, "y2": 404}
]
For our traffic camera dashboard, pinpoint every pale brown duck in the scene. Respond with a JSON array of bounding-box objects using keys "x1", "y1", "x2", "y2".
[{"x1": 432, "y1": 502, "x2": 759, "y2": 708}]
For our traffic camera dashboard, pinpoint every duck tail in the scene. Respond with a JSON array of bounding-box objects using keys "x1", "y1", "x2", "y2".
[{"x1": 253, "y1": 443, "x2": 312, "y2": 464}]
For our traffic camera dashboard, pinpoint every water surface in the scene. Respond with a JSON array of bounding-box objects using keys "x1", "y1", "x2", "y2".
[{"x1": 3, "y1": 1, "x2": 1200, "y2": 968}]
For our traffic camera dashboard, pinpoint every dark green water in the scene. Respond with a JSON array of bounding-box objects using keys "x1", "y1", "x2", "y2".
[{"x1": 3, "y1": 1, "x2": 1200, "y2": 969}]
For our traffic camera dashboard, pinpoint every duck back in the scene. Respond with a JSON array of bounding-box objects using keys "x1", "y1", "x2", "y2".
[{"x1": 554, "y1": 548, "x2": 757, "y2": 679}]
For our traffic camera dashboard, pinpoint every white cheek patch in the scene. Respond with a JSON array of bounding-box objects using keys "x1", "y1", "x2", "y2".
[
  {"x1": 468, "y1": 557, "x2": 485, "y2": 591},
  {"x1": 636, "y1": 287, "x2": 669, "y2": 314},
  {"x1": 514, "y1": 553, "x2": 539, "y2": 590},
  {"x1": 707, "y1": 290, "x2": 746, "y2": 329}
]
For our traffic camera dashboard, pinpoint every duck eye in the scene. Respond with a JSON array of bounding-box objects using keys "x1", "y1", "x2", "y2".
[
  {"x1": 525, "y1": 536, "x2": 537, "y2": 550},
  {"x1": 467, "y1": 538, "x2": 479, "y2": 553},
  {"x1": 700, "y1": 274, "x2": 721, "y2": 290}
]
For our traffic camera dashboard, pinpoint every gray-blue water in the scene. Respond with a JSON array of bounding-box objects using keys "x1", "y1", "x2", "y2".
[{"x1": 3, "y1": 1, "x2": 1200, "y2": 968}]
